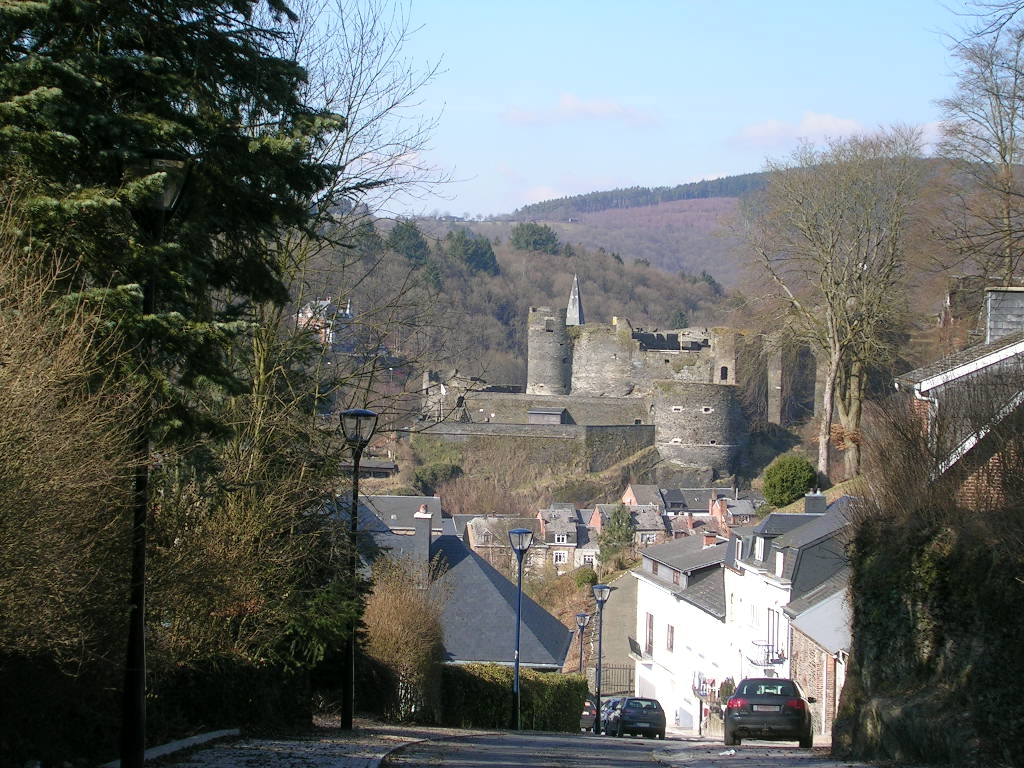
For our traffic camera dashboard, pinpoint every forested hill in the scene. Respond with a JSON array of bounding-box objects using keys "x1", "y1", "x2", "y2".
[{"x1": 512, "y1": 172, "x2": 768, "y2": 220}]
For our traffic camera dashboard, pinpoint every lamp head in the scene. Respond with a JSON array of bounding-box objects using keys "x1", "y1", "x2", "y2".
[
  {"x1": 341, "y1": 408, "x2": 378, "y2": 447},
  {"x1": 575, "y1": 612, "x2": 591, "y2": 630},
  {"x1": 508, "y1": 527, "x2": 534, "y2": 554},
  {"x1": 593, "y1": 583, "x2": 611, "y2": 606}
]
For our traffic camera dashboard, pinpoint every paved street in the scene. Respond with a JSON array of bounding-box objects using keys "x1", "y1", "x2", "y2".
[{"x1": 154, "y1": 721, "x2": 891, "y2": 768}]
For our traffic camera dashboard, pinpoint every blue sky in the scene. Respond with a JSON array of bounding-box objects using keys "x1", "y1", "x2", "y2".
[{"x1": 394, "y1": 0, "x2": 976, "y2": 218}]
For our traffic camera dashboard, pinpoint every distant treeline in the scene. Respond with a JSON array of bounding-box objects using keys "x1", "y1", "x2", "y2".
[{"x1": 513, "y1": 172, "x2": 768, "y2": 219}]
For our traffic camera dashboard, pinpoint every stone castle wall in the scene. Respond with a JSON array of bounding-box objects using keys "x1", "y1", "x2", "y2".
[
  {"x1": 652, "y1": 381, "x2": 747, "y2": 469},
  {"x1": 455, "y1": 391, "x2": 649, "y2": 426},
  {"x1": 526, "y1": 306, "x2": 570, "y2": 395},
  {"x1": 412, "y1": 422, "x2": 655, "y2": 473}
]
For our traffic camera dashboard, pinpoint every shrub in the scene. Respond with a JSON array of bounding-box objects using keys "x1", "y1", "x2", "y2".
[
  {"x1": 573, "y1": 567, "x2": 598, "y2": 588},
  {"x1": 762, "y1": 454, "x2": 817, "y2": 506}
]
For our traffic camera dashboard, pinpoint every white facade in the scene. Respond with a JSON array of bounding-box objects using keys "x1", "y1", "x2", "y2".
[
  {"x1": 632, "y1": 562, "x2": 740, "y2": 729},
  {"x1": 723, "y1": 537, "x2": 795, "y2": 681}
]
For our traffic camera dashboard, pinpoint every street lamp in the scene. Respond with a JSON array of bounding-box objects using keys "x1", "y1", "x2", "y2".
[
  {"x1": 509, "y1": 527, "x2": 534, "y2": 730},
  {"x1": 592, "y1": 583, "x2": 611, "y2": 736},
  {"x1": 575, "y1": 612, "x2": 590, "y2": 675},
  {"x1": 339, "y1": 407, "x2": 378, "y2": 730},
  {"x1": 120, "y1": 150, "x2": 190, "y2": 768}
]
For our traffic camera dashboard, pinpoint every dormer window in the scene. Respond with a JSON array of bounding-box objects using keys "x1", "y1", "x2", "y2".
[
  {"x1": 775, "y1": 551, "x2": 784, "y2": 577},
  {"x1": 755, "y1": 536, "x2": 765, "y2": 561},
  {"x1": 554, "y1": 533, "x2": 568, "y2": 544}
]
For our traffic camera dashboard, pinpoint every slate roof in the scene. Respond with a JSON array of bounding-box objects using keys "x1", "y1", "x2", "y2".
[
  {"x1": 785, "y1": 572, "x2": 852, "y2": 655},
  {"x1": 636, "y1": 535, "x2": 728, "y2": 619},
  {"x1": 361, "y1": 495, "x2": 442, "y2": 532},
  {"x1": 430, "y1": 535, "x2": 572, "y2": 668},
  {"x1": 643, "y1": 534, "x2": 728, "y2": 573},
  {"x1": 772, "y1": 500, "x2": 852, "y2": 550},
  {"x1": 895, "y1": 330, "x2": 1024, "y2": 392},
  {"x1": 628, "y1": 484, "x2": 665, "y2": 508},
  {"x1": 754, "y1": 512, "x2": 822, "y2": 537},
  {"x1": 632, "y1": 504, "x2": 667, "y2": 532}
]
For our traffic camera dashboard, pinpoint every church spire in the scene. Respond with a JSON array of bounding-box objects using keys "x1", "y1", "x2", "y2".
[{"x1": 567, "y1": 273, "x2": 584, "y2": 326}]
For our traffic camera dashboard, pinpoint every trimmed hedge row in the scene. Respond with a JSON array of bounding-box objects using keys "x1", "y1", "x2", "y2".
[{"x1": 440, "y1": 663, "x2": 588, "y2": 732}]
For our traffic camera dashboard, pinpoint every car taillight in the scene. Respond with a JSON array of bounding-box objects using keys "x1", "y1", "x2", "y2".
[
  {"x1": 786, "y1": 698, "x2": 806, "y2": 710},
  {"x1": 726, "y1": 698, "x2": 747, "y2": 710}
]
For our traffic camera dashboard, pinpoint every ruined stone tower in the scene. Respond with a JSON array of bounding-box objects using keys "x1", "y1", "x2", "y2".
[{"x1": 526, "y1": 306, "x2": 571, "y2": 395}]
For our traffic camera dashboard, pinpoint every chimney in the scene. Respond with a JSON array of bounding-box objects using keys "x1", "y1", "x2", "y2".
[
  {"x1": 702, "y1": 531, "x2": 718, "y2": 548},
  {"x1": 414, "y1": 503, "x2": 433, "y2": 563},
  {"x1": 985, "y1": 286, "x2": 1024, "y2": 344},
  {"x1": 804, "y1": 489, "x2": 827, "y2": 515},
  {"x1": 686, "y1": 511, "x2": 694, "y2": 532}
]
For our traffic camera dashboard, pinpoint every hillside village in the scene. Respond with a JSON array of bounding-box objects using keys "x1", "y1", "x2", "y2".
[{"x1": 330, "y1": 280, "x2": 1024, "y2": 762}]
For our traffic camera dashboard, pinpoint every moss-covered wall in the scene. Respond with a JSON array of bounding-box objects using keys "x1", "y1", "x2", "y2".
[{"x1": 834, "y1": 509, "x2": 1024, "y2": 766}]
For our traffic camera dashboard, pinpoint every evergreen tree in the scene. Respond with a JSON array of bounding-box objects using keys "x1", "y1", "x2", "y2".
[
  {"x1": 444, "y1": 227, "x2": 499, "y2": 275},
  {"x1": 510, "y1": 221, "x2": 561, "y2": 254},
  {"x1": 0, "y1": 0, "x2": 341, "y2": 433},
  {"x1": 387, "y1": 218, "x2": 431, "y2": 263}
]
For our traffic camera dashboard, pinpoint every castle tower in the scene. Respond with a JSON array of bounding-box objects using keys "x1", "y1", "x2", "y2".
[
  {"x1": 567, "y1": 273, "x2": 584, "y2": 326},
  {"x1": 526, "y1": 306, "x2": 571, "y2": 395}
]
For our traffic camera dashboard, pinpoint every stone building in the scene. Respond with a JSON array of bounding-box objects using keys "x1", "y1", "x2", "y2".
[{"x1": 419, "y1": 279, "x2": 760, "y2": 481}]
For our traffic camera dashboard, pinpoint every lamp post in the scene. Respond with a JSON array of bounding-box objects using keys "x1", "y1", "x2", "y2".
[
  {"x1": 339, "y1": 408, "x2": 378, "y2": 730},
  {"x1": 575, "y1": 612, "x2": 590, "y2": 675},
  {"x1": 509, "y1": 527, "x2": 534, "y2": 730},
  {"x1": 592, "y1": 583, "x2": 611, "y2": 736},
  {"x1": 120, "y1": 151, "x2": 190, "y2": 768}
]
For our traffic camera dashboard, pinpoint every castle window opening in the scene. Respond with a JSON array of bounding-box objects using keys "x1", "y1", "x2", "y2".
[
  {"x1": 671, "y1": 406, "x2": 683, "y2": 413},
  {"x1": 634, "y1": 419, "x2": 642, "y2": 425},
  {"x1": 702, "y1": 406, "x2": 714, "y2": 414},
  {"x1": 720, "y1": 366, "x2": 728, "y2": 381},
  {"x1": 670, "y1": 437, "x2": 682, "y2": 444},
  {"x1": 709, "y1": 439, "x2": 717, "y2": 445}
]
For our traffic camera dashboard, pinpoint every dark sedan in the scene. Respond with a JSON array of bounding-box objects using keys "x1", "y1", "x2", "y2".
[
  {"x1": 724, "y1": 677, "x2": 815, "y2": 748},
  {"x1": 605, "y1": 697, "x2": 667, "y2": 739}
]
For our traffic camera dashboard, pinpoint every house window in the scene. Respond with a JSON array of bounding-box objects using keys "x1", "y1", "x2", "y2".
[
  {"x1": 666, "y1": 624, "x2": 675, "y2": 653},
  {"x1": 755, "y1": 536, "x2": 765, "y2": 561},
  {"x1": 553, "y1": 551, "x2": 568, "y2": 565},
  {"x1": 554, "y1": 533, "x2": 568, "y2": 544},
  {"x1": 645, "y1": 612, "x2": 654, "y2": 656},
  {"x1": 583, "y1": 554, "x2": 595, "y2": 565},
  {"x1": 775, "y1": 551, "x2": 784, "y2": 577},
  {"x1": 641, "y1": 532, "x2": 657, "y2": 544},
  {"x1": 672, "y1": 570, "x2": 680, "y2": 585},
  {"x1": 735, "y1": 539, "x2": 743, "y2": 560}
]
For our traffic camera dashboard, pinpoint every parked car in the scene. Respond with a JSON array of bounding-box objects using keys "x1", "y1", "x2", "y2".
[
  {"x1": 594, "y1": 697, "x2": 621, "y2": 733},
  {"x1": 605, "y1": 697, "x2": 667, "y2": 739},
  {"x1": 580, "y1": 697, "x2": 597, "y2": 732},
  {"x1": 724, "y1": 677, "x2": 815, "y2": 748}
]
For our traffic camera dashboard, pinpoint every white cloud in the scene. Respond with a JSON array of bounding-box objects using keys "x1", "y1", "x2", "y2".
[
  {"x1": 736, "y1": 111, "x2": 864, "y2": 150},
  {"x1": 503, "y1": 92, "x2": 657, "y2": 128}
]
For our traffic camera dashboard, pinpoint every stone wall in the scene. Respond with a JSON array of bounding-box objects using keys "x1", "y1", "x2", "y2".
[
  {"x1": 409, "y1": 421, "x2": 654, "y2": 473},
  {"x1": 453, "y1": 391, "x2": 649, "y2": 426},
  {"x1": 652, "y1": 382, "x2": 747, "y2": 472},
  {"x1": 526, "y1": 306, "x2": 570, "y2": 395}
]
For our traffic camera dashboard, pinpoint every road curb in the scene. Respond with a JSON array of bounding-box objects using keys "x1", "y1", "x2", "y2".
[{"x1": 100, "y1": 729, "x2": 241, "y2": 767}]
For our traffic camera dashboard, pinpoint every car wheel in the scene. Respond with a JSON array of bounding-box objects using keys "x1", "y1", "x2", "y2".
[
  {"x1": 616, "y1": 722, "x2": 625, "y2": 737},
  {"x1": 724, "y1": 729, "x2": 739, "y2": 746},
  {"x1": 799, "y1": 730, "x2": 813, "y2": 749},
  {"x1": 657, "y1": 730, "x2": 665, "y2": 740}
]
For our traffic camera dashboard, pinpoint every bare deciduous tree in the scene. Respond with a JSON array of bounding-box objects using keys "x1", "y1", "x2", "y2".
[
  {"x1": 742, "y1": 127, "x2": 923, "y2": 480},
  {"x1": 938, "y1": 24, "x2": 1024, "y2": 285}
]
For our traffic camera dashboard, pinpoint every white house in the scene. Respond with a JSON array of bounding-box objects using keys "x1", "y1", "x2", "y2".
[{"x1": 631, "y1": 532, "x2": 737, "y2": 730}]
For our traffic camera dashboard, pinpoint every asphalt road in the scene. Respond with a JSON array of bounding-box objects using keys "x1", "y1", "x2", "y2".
[{"x1": 381, "y1": 731, "x2": 876, "y2": 768}]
